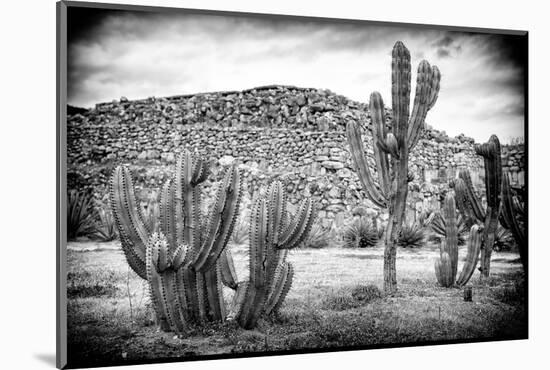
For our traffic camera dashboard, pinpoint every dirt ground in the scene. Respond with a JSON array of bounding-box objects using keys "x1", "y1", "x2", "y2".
[{"x1": 66, "y1": 241, "x2": 527, "y2": 368}]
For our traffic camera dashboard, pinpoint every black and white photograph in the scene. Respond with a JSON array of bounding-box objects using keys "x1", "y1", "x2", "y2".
[{"x1": 58, "y1": 1, "x2": 528, "y2": 368}]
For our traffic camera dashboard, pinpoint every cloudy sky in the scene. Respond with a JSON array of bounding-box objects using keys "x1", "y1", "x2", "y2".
[{"x1": 67, "y1": 7, "x2": 526, "y2": 143}]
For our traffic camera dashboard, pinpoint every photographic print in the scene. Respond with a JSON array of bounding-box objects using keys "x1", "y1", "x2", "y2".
[{"x1": 57, "y1": 1, "x2": 528, "y2": 368}]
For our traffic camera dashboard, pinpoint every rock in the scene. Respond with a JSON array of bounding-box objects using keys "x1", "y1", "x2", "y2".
[{"x1": 321, "y1": 161, "x2": 344, "y2": 170}]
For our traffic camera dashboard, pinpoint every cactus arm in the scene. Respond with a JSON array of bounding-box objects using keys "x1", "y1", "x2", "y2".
[
  {"x1": 110, "y1": 166, "x2": 150, "y2": 279},
  {"x1": 407, "y1": 61, "x2": 438, "y2": 151},
  {"x1": 391, "y1": 41, "x2": 411, "y2": 142},
  {"x1": 458, "y1": 170, "x2": 486, "y2": 221},
  {"x1": 456, "y1": 225, "x2": 483, "y2": 286},
  {"x1": 451, "y1": 177, "x2": 477, "y2": 228},
  {"x1": 145, "y1": 234, "x2": 169, "y2": 330},
  {"x1": 265, "y1": 182, "x2": 288, "y2": 290},
  {"x1": 443, "y1": 193, "x2": 459, "y2": 279},
  {"x1": 203, "y1": 265, "x2": 226, "y2": 321},
  {"x1": 369, "y1": 92, "x2": 392, "y2": 196},
  {"x1": 278, "y1": 198, "x2": 315, "y2": 249},
  {"x1": 226, "y1": 281, "x2": 248, "y2": 323},
  {"x1": 249, "y1": 198, "x2": 268, "y2": 287},
  {"x1": 219, "y1": 248, "x2": 238, "y2": 290},
  {"x1": 475, "y1": 135, "x2": 502, "y2": 210},
  {"x1": 175, "y1": 152, "x2": 201, "y2": 258},
  {"x1": 501, "y1": 172, "x2": 526, "y2": 269},
  {"x1": 194, "y1": 166, "x2": 242, "y2": 272},
  {"x1": 346, "y1": 120, "x2": 388, "y2": 208},
  {"x1": 475, "y1": 135, "x2": 502, "y2": 278},
  {"x1": 264, "y1": 262, "x2": 294, "y2": 315},
  {"x1": 159, "y1": 179, "x2": 178, "y2": 252},
  {"x1": 145, "y1": 233, "x2": 189, "y2": 333},
  {"x1": 428, "y1": 66, "x2": 441, "y2": 110},
  {"x1": 435, "y1": 252, "x2": 454, "y2": 287}
]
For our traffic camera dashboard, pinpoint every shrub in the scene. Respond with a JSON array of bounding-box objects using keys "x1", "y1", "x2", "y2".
[
  {"x1": 301, "y1": 223, "x2": 330, "y2": 249},
  {"x1": 94, "y1": 207, "x2": 118, "y2": 241},
  {"x1": 141, "y1": 196, "x2": 159, "y2": 233},
  {"x1": 351, "y1": 284, "x2": 382, "y2": 302},
  {"x1": 493, "y1": 225, "x2": 515, "y2": 251},
  {"x1": 322, "y1": 293, "x2": 359, "y2": 311},
  {"x1": 67, "y1": 190, "x2": 97, "y2": 240},
  {"x1": 397, "y1": 222, "x2": 426, "y2": 248},
  {"x1": 342, "y1": 217, "x2": 379, "y2": 248},
  {"x1": 230, "y1": 216, "x2": 249, "y2": 245}
]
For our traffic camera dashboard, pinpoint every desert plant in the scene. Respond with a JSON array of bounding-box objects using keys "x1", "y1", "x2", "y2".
[
  {"x1": 434, "y1": 193, "x2": 483, "y2": 287},
  {"x1": 67, "y1": 190, "x2": 97, "y2": 240},
  {"x1": 141, "y1": 195, "x2": 159, "y2": 234},
  {"x1": 342, "y1": 217, "x2": 379, "y2": 248},
  {"x1": 346, "y1": 41, "x2": 440, "y2": 293},
  {"x1": 450, "y1": 136, "x2": 502, "y2": 279},
  {"x1": 94, "y1": 207, "x2": 118, "y2": 241},
  {"x1": 397, "y1": 222, "x2": 426, "y2": 248},
  {"x1": 111, "y1": 159, "x2": 314, "y2": 333},
  {"x1": 227, "y1": 181, "x2": 315, "y2": 329},
  {"x1": 429, "y1": 212, "x2": 468, "y2": 246},
  {"x1": 493, "y1": 224, "x2": 514, "y2": 252},
  {"x1": 301, "y1": 223, "x2": 330, "y2": 249},
  {"x1": 110, "y1": 151, "x2": 243, "y2": 333},
  {"x1": 500, "y1": 172, "x2": 526, "y2": 271},
  {"x1": 230, "y1": 216, "x2": 249, "y2": 245}
]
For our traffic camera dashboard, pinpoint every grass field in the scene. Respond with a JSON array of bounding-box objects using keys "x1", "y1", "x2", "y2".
[{"x1": 66, "y1": 240, "x2": 527, "y2": 368}]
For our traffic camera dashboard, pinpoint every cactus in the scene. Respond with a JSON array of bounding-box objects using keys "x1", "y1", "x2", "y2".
[
  {"x1": 434, "y1": 193, "x2": 483, "y2": 287},
  {"x1": 110, "y1": 150, "x2": 243, "y2": 333},
  {"x1": 227, "y1": 181, "x2": 315, "y2": 329},
  {"x1": 500, "y1": 172, "x2": 526, "y2": 272},
  {"x1": 346, "y1": 41, "x2": 440, "y2": 293},
  {"x1": 449, "y1": 135, "x2": 502, "y2": 279}
]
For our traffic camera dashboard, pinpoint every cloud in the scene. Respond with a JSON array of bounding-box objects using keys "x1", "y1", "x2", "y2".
[{"x1": 67, "y1": 9, "x2": 526, "y2": 143}]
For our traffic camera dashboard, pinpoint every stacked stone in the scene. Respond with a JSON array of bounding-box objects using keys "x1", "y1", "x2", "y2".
[{"x1": 67, "y1": 85, "x2": 525, "y2": 228}]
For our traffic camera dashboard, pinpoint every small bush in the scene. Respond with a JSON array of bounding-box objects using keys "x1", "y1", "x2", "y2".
[
  {"x1": 141, "y1": 196, "x2": 159, "y2": 233},
  {"x1": 342, "y1": 218, "x2": 379, "y2": 248},
  {"x1": 351, "y1": 284, "x2": 382, "y2": 303},
  {"x1": 322, "y1": 293, "x2": 359, "y2": 311},
  {"x1": 67, "y1": 190, "x2": 97, "y2": 240},
  {"x1": 397, "y1": 222, "x2": 426, "y2": 248},
  {"x1": 493, "y1": 225, "x2": 514, "y2": 251},
  {"x1": 230, "y1": 216, "x2": 249, "y2": 245},
  {"x1": 94, "y1": 207, "x2": 118, "y2": 241},
  {"x1": 301, "y1": 223, "x2": 330, "y2": 249},
  {"x1": 67, "y1": 270, "x2": 119, "y2": 298}
]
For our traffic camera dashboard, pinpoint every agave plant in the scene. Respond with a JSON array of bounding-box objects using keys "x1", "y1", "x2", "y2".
[
  {"x1": 94, "y1": 207, "x2": 118, "y2": 241},
  {"x1": 342, "y1": 217, "x2": 379, "y2": 248},
  {"x1": 397, "y1": 222, "x2": 426, "y2": 248},
  {"x1": 67, "y1": 190, "x2": 97, "y2": 240},
  {"x1": 493, "y1": 224, "x2": 514, "y2": 252},
  {"x1": 301, "y1": 223, "x2": 330, "y2": 249}
]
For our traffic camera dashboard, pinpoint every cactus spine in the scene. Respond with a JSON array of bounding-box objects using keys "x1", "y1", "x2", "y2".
[
  {"x1": 227, "y1": 181, "x2": 315, "y2": 329},
  {"x1": 346, "y1": 41, "x2": 441, "y2": 293},
  {"x1": 110, "y1": 150, "x2": 243, "y2": 333},
  {"x1": 500, "y1": 172, "x2": 526, "y2": 272},
  {"x1": 434, "y1": 193, "x2": 483, "y2": 287}
]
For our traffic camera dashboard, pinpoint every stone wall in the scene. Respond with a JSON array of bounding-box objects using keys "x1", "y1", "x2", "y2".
[{"x1": 67, "y1": 85, "x2": 525, "y2": 228}]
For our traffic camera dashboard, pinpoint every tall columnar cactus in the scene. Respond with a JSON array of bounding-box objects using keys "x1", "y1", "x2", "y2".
[
  {"x1": 500, "y1": 172, "x2": 526, "y2": 272},
  {"x1": 450, "y1": 135, "x2": 502, "y2": 279},
  {"x1": 227, "y1": 181, "x2": 315, "y2": 329},
  {"x1": 346, "y1": 41, "x2": 441, "y2": 293},
  {"x1": 434, "y1": 193, "x2": 483, "y2": 287},
  {"x1": 110, "y1": 150, "x2": 243, "y2": 333}
]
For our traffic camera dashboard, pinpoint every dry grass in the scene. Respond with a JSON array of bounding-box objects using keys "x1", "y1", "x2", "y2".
[{"x1": 66, "y1": 241, "x2": 527, "y2": 368}]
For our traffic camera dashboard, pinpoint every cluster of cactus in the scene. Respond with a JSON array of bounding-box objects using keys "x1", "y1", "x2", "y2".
[
  {"x1": 500, "y1": 172, "x2": 526, "y2": 271},
  {"x1": 346, "y1": 41, "x2": 440, "y2": 293},
  {"x1": 110, "y1": 151, "x2": 314, "y2": 333},
  {"x1": 227, "y1": 181, "x2": 315, "y2": 329},
  {"x1": 449, "y1": 135, "x2": 502, "y2": 278},
  {"x1": 434, "y1": 193, "x2": 483, "y2": 287}
]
